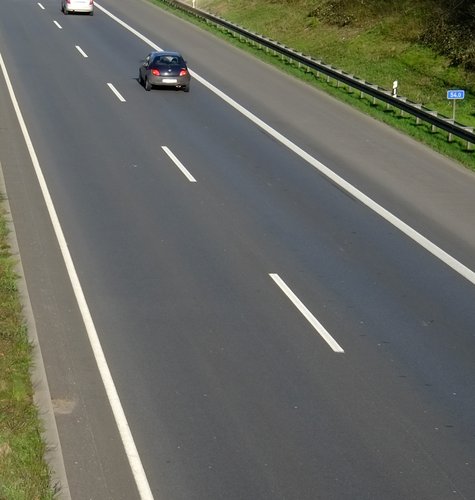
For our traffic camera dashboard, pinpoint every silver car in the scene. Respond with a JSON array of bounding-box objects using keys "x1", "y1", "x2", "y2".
[
  {"x1": 61, "y1": 0, "x2": 94, "y2": 15},
  {"x1": 139, "y1": 51, "x2": 191, "y2": 92}
]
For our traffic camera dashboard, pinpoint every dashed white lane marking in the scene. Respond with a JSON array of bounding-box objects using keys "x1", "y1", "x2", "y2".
[
  {"x1": 75, "y1": 46, "x2": 88, "y2": 58},
  {"x1": 0, "y1": 53, "x2": 154, "y2": 500},
  {"x1": 107, "y1": 83, "x2": 126, "y2": 102},
  {"x1": 270, "y1": 273, "x2": 344, "y2": 353},
  {"x1": 95, "y1": 1, "x2": 475, "y2": 287},
  {"x1": 38, "y1": 2, "x2": 45, "y2": 9},
  {"x1": 162, "y1": 146, "x2": 197, "y2": 183},
  {"x1": 53, "y1": 20, "x2": 63, "y2": 29}
]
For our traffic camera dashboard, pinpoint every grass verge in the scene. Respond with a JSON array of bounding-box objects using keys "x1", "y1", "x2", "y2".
[
  {"x1": 152, "y1": 0, "x2": 475, "y2": 170},
  {"x1": 0, "y1": 203, "x2": 54, "y2": 499}
]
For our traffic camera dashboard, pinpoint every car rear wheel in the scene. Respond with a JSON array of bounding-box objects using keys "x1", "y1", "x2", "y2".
[
  {"x1": 144, "y1": 77, "x2": 152, "y2": 91},
  {"x1": 183, "y1": 84, "x2": 190, "y2": 93}
]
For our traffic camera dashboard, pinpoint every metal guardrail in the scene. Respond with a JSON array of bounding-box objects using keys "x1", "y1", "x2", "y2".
[{"x1": 162, "y1": 0, "x2": 475, "y2": 147}]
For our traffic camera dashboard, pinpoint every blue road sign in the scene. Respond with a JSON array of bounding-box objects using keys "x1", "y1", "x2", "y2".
[{"x1": 447, "y1": 90, "x2": 465, "y2": 100}]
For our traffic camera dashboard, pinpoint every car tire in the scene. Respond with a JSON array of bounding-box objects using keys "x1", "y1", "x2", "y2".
[
  {"x1": 63, "y1": 7, "x2": 68, "y2": 14},
  {"x1": 183, "y1": 84, "x2": 190, "y2": 93},
  {"x1": 144, "y1": 78, "x2": 152, "y2": 91},
  {"x1": 89, "y1": 10, "x2": 94, "y2": 15}
]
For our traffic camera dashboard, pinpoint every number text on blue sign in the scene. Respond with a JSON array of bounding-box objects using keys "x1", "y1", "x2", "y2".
[{"x1": 447, "y1": 90, "x2": 465, "y2": 100}]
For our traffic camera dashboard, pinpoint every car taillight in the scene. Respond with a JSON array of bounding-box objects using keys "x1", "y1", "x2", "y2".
[
  {"x1": 151, "y1": 69, "x2": 160, "y2": 76},
  {"x1": 89, "y1": 0, "x2": 93, "y2": 4},
  {"x1": 179, "y1": 69, "x2": 188, "y2": 77}
]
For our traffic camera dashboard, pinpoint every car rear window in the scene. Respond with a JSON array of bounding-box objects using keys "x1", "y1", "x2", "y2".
[{"x1": 153, "y1": 55, "x2": 182, "y2": 65}]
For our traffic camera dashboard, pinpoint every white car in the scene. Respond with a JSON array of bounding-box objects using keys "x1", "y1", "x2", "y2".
[{"x1": 61, "y1": 0, "x2": 94, "y2": 15}]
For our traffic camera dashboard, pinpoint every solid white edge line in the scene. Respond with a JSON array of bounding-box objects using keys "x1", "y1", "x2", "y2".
[
  {"x1": 53, "y1": 20, "x2": 63, "y2": 29},
  {"x1": 95, "y1": 3, "x2": 162, "y2": 50},
  {"x1": 107, "y1": 83, "x2": 126, "y2": 102},
  {"x1": 0, "y1": 53, "x2": 154, "y2": 500},
  {"x1": 188, "y1": 77, "x2": 475, "y2": 287},
  {"x1": 270, "y1": 274, "x2": 344, "y2": 353},
  {"x1": 162, "y1": 146, "x2": 197, "y2": 182},
  {"x1": 75, "y1": 45, "x2": 88, "y2": 58},
  {"x1": 94, "y1": 1, "x2": 475, "y2": 287},
  {"x1": 38, "y1": 2, "x2": 45, "y2": 10}
]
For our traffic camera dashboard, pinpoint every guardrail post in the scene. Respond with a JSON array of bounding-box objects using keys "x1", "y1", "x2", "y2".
[
  {"x1": 414, "y1": 104, "x2": 422, "y2": 125},
  {"x1": 335, "y1": 70, "x2": 341, "y2": 88},
  {"x1": 463, "y1": 128, "x2": 474, "y2": 150},
  {"x1": 427, "y1": 110, "x2": 438, "y2": 132},
  {"x1": 347, "y1": 75, "x2": 353, "y2": 93},
  {"x1": 444, "y1": 119, "x2": 455, "y2": 142},
  {"x1": 370, "y1": 85, "x2": 378, "y2": 105},
  {"x1": 398, "y1": 97, "x2": 406, "y2": 117}
]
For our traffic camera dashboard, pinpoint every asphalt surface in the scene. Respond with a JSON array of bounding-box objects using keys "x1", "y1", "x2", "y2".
[{"x1": 1, "y1": 0, "x2": 475, "y2": 499}]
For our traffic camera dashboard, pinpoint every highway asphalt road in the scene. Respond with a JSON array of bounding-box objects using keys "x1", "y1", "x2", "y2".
[{"x1": 1, "y1": 0, "x2": 475, "y2": 498}]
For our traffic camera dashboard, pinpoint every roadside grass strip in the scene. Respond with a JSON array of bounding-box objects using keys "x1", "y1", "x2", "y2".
[{"x1": 0, "y1": 205, "x2": 54, "y2": 499}]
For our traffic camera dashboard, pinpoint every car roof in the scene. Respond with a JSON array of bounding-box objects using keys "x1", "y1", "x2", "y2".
[{"x1": 150, "y1": 50, "x2": 182, "y2": 58}]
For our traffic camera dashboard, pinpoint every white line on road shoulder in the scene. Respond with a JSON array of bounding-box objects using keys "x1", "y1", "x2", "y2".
[
  {"x1": 0, "y1": 53, "x2": 154, "y2": 500},
  {"x1": 107, "y1": 83, "x2": 126, "y2": 102},
  {"x1": 270, "y1": 273, "x2": 344, "y2": 353},
  {"x1": 162, "y1": 146, "x2": 197, "y2": 182},
  {"x1": 38, "y1": 2, "x2": 45, "y2": 9},
  {"x1": 94, "y1": 1, "x2": 475, "y2": 287},
  {"x1": 53, "y1": 20, "x2": 62, "y2": 29},
  {"x1": 75, "y1": 46, "x2": 88, "y2": 58}
]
